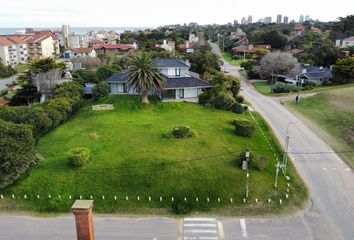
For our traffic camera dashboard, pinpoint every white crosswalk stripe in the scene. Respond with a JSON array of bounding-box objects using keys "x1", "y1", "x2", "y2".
[{"x1": 182, "y1": 218, "x2": 223, "y2": 240}]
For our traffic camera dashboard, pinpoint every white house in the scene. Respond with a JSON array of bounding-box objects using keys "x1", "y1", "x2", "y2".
[
  {"x1": 106, "y1": 58, "x2": 212, "y2": 101},
  {"x1": 335, "y1": 36, "x2": 354, "y2": 48},
  {"x1": 70, "y1": 48, "x2": 96, "y2": 58},
  {"x1": 158, "y1": 40, "x2": 175, "y2": 52}
]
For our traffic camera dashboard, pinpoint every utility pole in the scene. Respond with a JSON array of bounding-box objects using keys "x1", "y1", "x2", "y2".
[{"x1": 282, "y1": 121, "x2": 297, "y2": 175}]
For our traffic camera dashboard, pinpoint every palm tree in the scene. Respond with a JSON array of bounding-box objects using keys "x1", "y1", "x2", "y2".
[{"x1": 127, "y1": 52, "x2": 165, "y2": 103}]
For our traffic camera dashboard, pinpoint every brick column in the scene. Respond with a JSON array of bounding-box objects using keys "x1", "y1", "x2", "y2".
[{"x1": 71, "y1": 200, "x2": 95, "y2": 240}]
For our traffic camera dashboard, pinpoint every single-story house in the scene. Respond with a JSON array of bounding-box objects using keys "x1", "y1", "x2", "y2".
[
  {"x1": 335, "y1": 36, "x2": 354, "y2": 49},
  {"x1": 106, "y1": 58, "x2": 212, "y2": 101},
  {"x1": 96, "y1": 44, "x2": 137, "y2": 54},
  {"x1": 64, "y1": 48, "x2": 96, "y2": 58},
  {"x1": 232, "y1": 44, "x2": 271, "y2": 56},
  {"x1": 296, "y1": 66, "x2": 332, "y2": 85}
]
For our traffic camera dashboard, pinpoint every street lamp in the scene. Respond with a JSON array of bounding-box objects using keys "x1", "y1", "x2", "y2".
[{"x1": 282, "y1": 121, "x2": 297, "y2": 175}]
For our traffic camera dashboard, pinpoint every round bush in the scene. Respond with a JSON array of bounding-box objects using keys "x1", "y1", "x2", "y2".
[
  {"x1": 172, "y1": 126, "x2": 194, "y2": 138},
  {"x1": 231, "y1": 103, "x2": 245, "y2": 114},
  {"x1": 234, "y1": 120, "x2": 255, "y2": 137},
  {"x1": 68, "y1": 147, "x2": 90, "y2": 167}
]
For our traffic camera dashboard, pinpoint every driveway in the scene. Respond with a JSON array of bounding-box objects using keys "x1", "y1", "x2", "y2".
[{"x1": 0, "y1": 76, "x2": 17, "y2": 91}]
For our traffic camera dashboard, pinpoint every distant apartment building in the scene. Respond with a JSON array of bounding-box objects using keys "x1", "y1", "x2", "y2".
[
  {"x1": 305, "y1": 15, "x2": 310, "y2": 21},
  {"x1": 299, "y1": 15, "x2": 304, "y2": 23},
  {"x1": 0, "y1": 36, "x2": 28, "y2": 65},
  {"x1": 276, "y1": 14, "x2": 282, "y2": 24},
  {"x1": 62, "y1": 25, "x2": 71, "y2": 48},
  {"x1": 247, "y1": 15, "x2": 253, "y2": 24},
  {"x1": 283, "y1": 16, "x2": 289, "y2": 24},
  {"x1": 264, "y1": 17, "x2": 272, "y2": 24},
  {"x1": 241, "y1": 17, "x2": 247, "y2": 25}
]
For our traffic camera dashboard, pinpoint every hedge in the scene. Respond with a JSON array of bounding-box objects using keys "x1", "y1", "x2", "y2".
[{"x1": 0, "y1": 119, "x2": 36, "y2": 189}]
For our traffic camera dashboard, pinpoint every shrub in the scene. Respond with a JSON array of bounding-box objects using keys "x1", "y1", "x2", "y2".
[
  {"x1": 170, "y1": 126, "x2": 194, "y2": 139},
  {"x1": 68, "y1": 147, "x2": 90, "y2": 167},
  {"x1": 231, "y1": 103, "x2": 245, "y2": 114},
  {"x1": 0, "y1": 119, "x2": 36, "y2": 189},
  {"x1": 271, "y1": 82, "x2": 299, "y2": 93},
  {"x1": 214, "y1": 92, "x2": 236, "y2": 110},
  {"x1": 234, "y1": 120, "x2": 255, "y2": 137},
  {"x1": 256, "y1": 155, "x2": 270, "y2": 171},
  {"x1": 235, "y1": 95, "x2": 244, "y2": 103},
  {"x1": 92, "y1": 82, "x2": 111, "y2": 100}
]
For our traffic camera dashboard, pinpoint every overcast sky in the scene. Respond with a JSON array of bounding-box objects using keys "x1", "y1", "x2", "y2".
[{"x1": 0, "y1": 0, "x2": 353, "y2": 28}]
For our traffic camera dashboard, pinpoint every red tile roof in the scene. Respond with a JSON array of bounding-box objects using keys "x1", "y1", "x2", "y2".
[
  {"x1": 72, "y1": 48, "x2": 95, "y2": 53},
  {"x1": 344, "y1": 36, "x2": 354, "y2": 41},
  {"x1": 19, "y1": 34, "x2": 52, "y2": 44},
  {"x1": 99, "y1": 44, "x2": 135, "y2": 50},
  {"x1": 6, "y1": 36, "x2": 26, "y2": 44},
  {"x1": 34, "y1": 30, "x2": 59, "y2": 40},
  {"x1": 89, "y1": 39, "x2": 104, "y2": 44},
  {"x1": 0, "y1": 38, "x2": 13, "y2": 46},
  {"x1": 0, "y1": 99, "x2": 10, "y2": 106},
  {"x1": 294, "y1": 25, "x2": 305, "y2": 31}
]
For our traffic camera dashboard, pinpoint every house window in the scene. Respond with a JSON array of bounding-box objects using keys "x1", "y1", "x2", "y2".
[{"x1": 175, "y1": 68, "x2": 180, "y2": 76}]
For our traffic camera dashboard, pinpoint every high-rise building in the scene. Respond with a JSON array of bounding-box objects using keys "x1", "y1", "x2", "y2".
[
  {"x1": 233, "y1": 19, "x2": 238, "y2": 26},
  {"x1": 264, "y1": 17, "x2": 272, "y2": 24},
  {"x1": 305, "y1": 15, "x2": 310, "y2": 21},
  {"x1": 283, "y1": 16, "x2": 289, "y2": 24},
  {"x1": 299, "y1": 15, "x2": 304, "y2": 23},
  {"x1": 241, "y1": 17, "x2": 247, "y2": 25},
  {"x1": 248, "y1": 15, "x2": 253, "y2": 24},
  {"x1": 62, "y1": 24, "x2": 71, "y2": 49},
  {"x1": 276, "y1": 14, "x2": 282, "y2": 24}
]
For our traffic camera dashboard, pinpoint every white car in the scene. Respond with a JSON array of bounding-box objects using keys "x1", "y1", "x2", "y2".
[{"x1": 224, "y1": 68, "x2": 230, "y2": 73}]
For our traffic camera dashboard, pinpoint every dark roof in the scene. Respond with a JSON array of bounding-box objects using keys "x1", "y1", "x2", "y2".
[
  {"x1": 300, "y1": 66, "x2": 332, "y2": 79},
  {"x1": 154, "y1": 58, "x2": 189, "y2": 68},
  {"x1": 106, "y1": 71, "x2": 212, "y2": 89},
  {"x1": 165, "y1": 76, "x2": 212, "y2": 89},
  {"x1": 106, "y1": 71, "x2": 130, "y2": 83}
]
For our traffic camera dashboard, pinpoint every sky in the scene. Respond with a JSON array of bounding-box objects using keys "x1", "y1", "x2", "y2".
[{"x1": 0, "y1": 0, "x2": 353, "y2": 28}]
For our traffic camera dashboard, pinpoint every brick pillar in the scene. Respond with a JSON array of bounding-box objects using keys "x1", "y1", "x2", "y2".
[{"x1": 71, "y1": 200, "x2": 95, "y2": 240}]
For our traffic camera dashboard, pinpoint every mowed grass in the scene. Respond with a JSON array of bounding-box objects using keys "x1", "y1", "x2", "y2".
[
  {"x1": 253, "y1": 82, "x2": 272, "y2": 95},
  {"x1": 3, "y1": 95, "x2": 307, "y2": 214},
  {"x1": 221, "y1": 51, "x2": 248, "y2": 66},
  {"x1": 286, "y1": 86, "x2": 354, "y2": 168}
]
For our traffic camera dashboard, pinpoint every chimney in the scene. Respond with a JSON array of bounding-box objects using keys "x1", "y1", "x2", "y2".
[{"x1": 72, "y1": 200, "x2": 95, "y2": 240}]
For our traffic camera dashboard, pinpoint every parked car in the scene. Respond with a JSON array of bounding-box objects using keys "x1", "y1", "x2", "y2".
[{"x1": 224, "y1": 68, "x2": 230, "y2": 73}]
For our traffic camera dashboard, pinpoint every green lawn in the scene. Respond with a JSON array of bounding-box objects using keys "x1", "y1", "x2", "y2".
[
  {"x1": 286, "y1": 86, "x2": 354, "y2": 168},
  {"x1": 253, "y1": 81, "x2": 354, "y2": 96},
  {"x1": 2, "y1": 96, "x2": 306, "y2": 214},
  {"x1": 221, "y1": 51, "x2": 248, "y2": 66}
]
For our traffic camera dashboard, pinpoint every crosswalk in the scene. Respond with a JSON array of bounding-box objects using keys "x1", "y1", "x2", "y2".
[{"x1": 181, "y1": 218, "x2": 224, "y2": 240}]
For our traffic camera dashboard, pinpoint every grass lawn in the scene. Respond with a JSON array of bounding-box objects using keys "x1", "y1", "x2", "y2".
[
  {"x1": 2, "y1": 96, "x2": 307, "y2": 215},
  {"x1": 221, "y1": 51, "x2": 248, "y2": 66},
  {"x1": 286, "y1": 86, "x2": 354, "y2": 168},
  {"x1": 253, "y1": 81, "x2": 354, "y2": 96},
  {"x1": 15, "y1": 64, "x2": 28, "y2": 74}
]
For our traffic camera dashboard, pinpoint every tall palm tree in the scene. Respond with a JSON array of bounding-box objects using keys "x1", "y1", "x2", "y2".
[{"x1": 127, "y1": 52, "x2": 165, "y2": 103}]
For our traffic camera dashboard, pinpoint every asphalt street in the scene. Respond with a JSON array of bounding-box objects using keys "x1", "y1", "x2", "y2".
[{"x1": 0, "y1": 45, "x2": 353, "y2": 239}]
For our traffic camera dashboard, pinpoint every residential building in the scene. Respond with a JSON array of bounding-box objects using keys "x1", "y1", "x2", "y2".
[
  {"x1": 88, "y1": 39, "x2": 104, "y2": 48},
  {"x1": 95, "y1": 44, "x2": 137, "y2": 54},
  {"x1": 247, "y1": 15, "x2": 253, "y2": 24},
  {"x1": 299, "y1": 15, "x2": 304, "y2": 23},
  {"x1": 178, "y1": 42, "x2": 196, "y2": 54},
  {"x1": 0, "y1": 38, "x2": 18, "y2": 65},
  {"x1": 296, "y1": 66, "x2": 332, "y2": 85},
  {"x1": 311, "y1": 27, "x2": 321, "y2": 33},
  {"x1": 292, "y1": 25, "x2": 306, "y2": 37},
  {"x1": 232, "y1": 44, "x2": 271, "y2": 56},
  {"x1": 276, "y1": 14, "x2": 282, "y2": 24},
  {"x1": 283, "y1": 16, "x2": 289, "y2": 24},
  {"x1": 241, "y1": 17, "x2": 247, "y2": 25},
  {"x1": 0, "y1": 36, "x2": 28, "y2": 65},
  {"x1": 158, "y1": 40, "x2": 175, "y2": 52},
  {"x1": 264, "y1": 17, "x2": 272, "y2": 24},
  {"x1": 62, "y1": 25, "x2": 71, "y2": 48},
  {"x1": 69, "y1": 35, "x2": 82, "y2": 48},
  {"x1": 335, "y1": 36, "x2": 354, "y2": 48},
  {"x1": 64, "y1": 48, "x2": 96, "y2": 58},
  {"x1": 188, "y1": 33, "x2": 199, "y2": 44},
  {"x1": 19, "y1": 34, "x2": 59, "y2": 59},
  {"x1": 106, "y1": 58, "x2": 212, "y2": 101}
]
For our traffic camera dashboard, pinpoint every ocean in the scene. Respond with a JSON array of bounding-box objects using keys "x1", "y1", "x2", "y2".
[{"x1": 0, "y1": 27, "x2": 152, "y2": 35}]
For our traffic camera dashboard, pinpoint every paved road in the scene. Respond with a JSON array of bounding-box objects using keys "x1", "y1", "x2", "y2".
[
  {"x1": 0, "y1": 76, "x2": 17, "y2": 91},
  {"x1": 0, "y1": 46, "x2": 353, "y2": 239},
  {"x1": 211, "y1": 42, "x2": 354, "y2": 239}
]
